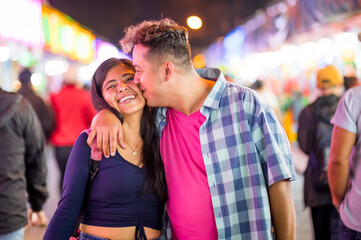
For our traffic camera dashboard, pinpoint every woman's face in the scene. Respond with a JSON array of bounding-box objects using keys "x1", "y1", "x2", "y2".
[{"x1": 102, "y1": 64, "x2": 145, "y2": 116}]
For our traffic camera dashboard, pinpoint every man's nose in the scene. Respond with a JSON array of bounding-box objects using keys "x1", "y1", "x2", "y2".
[{"x1": 134, "y1": 75, "x2": 140, "y2": 84}]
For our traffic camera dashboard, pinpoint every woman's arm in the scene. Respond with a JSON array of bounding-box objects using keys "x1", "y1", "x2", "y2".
[
  {"x1": 87, "y1": 109, "x2": 125, "y2": 158},
  {"x1": 43, "y1": 133, "x2": 91, "y2": 240}
]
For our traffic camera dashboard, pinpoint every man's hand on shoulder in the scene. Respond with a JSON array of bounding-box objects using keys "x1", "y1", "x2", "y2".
[{"x1": 87, "y1": 109, "x2": 126, "y2": 158}]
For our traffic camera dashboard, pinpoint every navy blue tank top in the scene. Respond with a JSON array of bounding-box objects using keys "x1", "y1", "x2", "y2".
[{"x1": 43, "y1": 132, "x2": 163, "y2": 240}]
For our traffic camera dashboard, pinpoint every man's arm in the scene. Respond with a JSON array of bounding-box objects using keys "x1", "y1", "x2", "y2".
[
  {"x1": 87, "y1": 109, "x2": 125, "y2": 157},
  {"x1": 268, "y1": 180, "x2": 296, "y2": 240},
  {"x1": 328, "y1": 126, "x2": 355, "y2": 206}
]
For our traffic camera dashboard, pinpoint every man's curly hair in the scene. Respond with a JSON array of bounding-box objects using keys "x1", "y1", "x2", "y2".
[{"x1": 120, "y1": 18, "x2": 192, "y2": 70}]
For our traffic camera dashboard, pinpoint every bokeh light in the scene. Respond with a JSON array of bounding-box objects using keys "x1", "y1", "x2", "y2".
[{"x1": 187, "y1": 16, "x2": 202, "y2": 30}]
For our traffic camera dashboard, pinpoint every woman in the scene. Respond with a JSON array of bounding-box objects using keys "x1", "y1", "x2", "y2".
[{"x1": 43, "y1": 58, "x2": 167, "y2": 240}]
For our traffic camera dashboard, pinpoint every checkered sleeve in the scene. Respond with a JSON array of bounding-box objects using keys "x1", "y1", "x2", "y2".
[{"x1": 246, "y1": 90, "x2": 296, "y2": 186}]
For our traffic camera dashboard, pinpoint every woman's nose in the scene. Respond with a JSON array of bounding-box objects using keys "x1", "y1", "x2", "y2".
[{"x1": 117, "y1": 83, "x2": 128, "y2": 92}]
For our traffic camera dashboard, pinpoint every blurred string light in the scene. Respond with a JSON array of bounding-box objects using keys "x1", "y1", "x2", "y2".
[
  {"x1": 318, "y1": 38, "x2": 335, "y2": 65},
  {"x1": 19, "y1": 51, "x2": 35, "y2": 67},
  {"x1": 96, "y1": 40, "x2": 120, "y2": 61},
  {"x1": 0, "y1": 46, "x2": 11, "y2": 62},
  {"x1": 30, "y1": 72, "x2": 42, "y2": 87},
  {"x1": 334, "y1": 32, "x2": 357, "y2": 62},
  {"x1": 79, "y1": 61, "x2": 100, "y2": 84},
  {"x1": 354, "y1": 50, "x2": 361, "y2": 68},
  {"x1": 0, "y1": 0, "x2": 44, "y2": 48},
  {"x1": 187, "y1": 16, "x2": 202, "y2": 30},
  {"x1": 59, "y1": 24, "x2": 75, "y2": 53},
  {"x1": 237, "y1": 34, "x2": 354, "y2": 81},
  {"x1": 45, "y1": 59, "x2": 68, "y2": 76}
]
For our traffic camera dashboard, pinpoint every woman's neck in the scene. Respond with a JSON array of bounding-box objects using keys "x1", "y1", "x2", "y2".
[{"x1": 122, "y1": 114, "x2": 142, "y2": 143}]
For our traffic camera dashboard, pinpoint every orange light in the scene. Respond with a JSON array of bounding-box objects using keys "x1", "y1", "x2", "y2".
[{"x1": 187, "y1": 16, "x2": 202, "y2": 30}]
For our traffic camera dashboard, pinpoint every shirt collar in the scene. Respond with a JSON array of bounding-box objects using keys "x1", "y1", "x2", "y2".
[
  {"x1": 196, "y1": 67, "x2": 227, "y2": 110},
  {"x1": 158, "y1": 67, "x2": 227, "y2": 119}
]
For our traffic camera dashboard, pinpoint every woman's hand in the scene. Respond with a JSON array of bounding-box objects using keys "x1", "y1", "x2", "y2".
[{"x1": 87, "y1": 109, "x2": 126, "y2": 157}]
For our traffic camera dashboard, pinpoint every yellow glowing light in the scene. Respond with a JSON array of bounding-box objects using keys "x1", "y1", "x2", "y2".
[
  {"x1": 187, "y1": 16, "x2": 202, "y2": 30},
  {"x1": 193, "y1": 54, "x2": 205, "y2": 68}
]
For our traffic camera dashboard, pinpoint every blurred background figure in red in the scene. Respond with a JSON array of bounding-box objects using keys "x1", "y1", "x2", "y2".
[{"x1": 49, "y1": 63, "x2": 96, "y2": 193}]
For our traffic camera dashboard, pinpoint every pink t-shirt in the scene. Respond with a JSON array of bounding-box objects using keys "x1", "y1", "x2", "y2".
[{"x1": 160, "y1": 108, "x2": 218, "y2": 240}]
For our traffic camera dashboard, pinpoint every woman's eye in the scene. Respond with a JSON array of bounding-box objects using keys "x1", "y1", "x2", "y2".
[
  {"x1": 106, "y1": 85, "x2": 115, "y2": 90},
  {"x1": 126, "y1": 77, "x2": 134, "y2": 82}
]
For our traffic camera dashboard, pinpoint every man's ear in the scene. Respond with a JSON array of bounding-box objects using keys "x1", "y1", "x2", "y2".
[{"x1": 163, "y1": 62, "x2": 174, "y2": 82}]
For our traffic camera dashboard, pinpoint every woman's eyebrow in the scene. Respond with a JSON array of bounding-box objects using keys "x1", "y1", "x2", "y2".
[
  {"x1": 103, "y1": 79, "x2": 116, "y2": 88},
  {"x1": 122, "y1": 73, "x2": 134, "y2": 78}
]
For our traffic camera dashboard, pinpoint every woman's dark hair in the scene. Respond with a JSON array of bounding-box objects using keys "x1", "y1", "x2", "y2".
[{"x1": 91, "y1": 58, "x2": 167, "y2": 202}]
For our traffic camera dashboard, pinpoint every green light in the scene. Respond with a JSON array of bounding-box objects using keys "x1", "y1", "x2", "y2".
[
  {"x1": 60, "y1": 24, "x2": 75, "y2": 53},
  {"x1": 19, "y1": 52, "x2": 35, "y2": 67},
  {"x1": 42, "y1": 16, "x2": 51, "y2": 44}
]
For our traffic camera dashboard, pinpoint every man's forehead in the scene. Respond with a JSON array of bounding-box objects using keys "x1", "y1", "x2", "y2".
[{"x1": 132, "y1": 45, "x2": 149, "y2": 67}]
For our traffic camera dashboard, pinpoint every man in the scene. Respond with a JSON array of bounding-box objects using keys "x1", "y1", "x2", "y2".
[
  {"x1": 50, "y1": 64, "x2": 96, "y2": 192},
  {"x1": 297, "y1": 65, "x2": 343, "y2": 240},
  {"x1": 0, "y1": 88, "x2": 48, "y2": 239},
  {"x1": 17, "y1": 68, "x2": 55, "y2": 140},
  {"x1": 89, "y1": 18, "x2": 296, "y2": 239},
  {"x1": 328, "y1": 84, "x2": 361, "y2": 239}
]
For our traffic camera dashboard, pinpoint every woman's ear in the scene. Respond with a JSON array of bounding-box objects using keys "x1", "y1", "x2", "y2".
[{"x1": 163, "y1": 62, "x2": 174, "y2": 82}]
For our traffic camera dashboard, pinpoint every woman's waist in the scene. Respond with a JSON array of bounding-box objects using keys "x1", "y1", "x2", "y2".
[
  {"x1": 81, "y1": 210, "x2": 162, "y2": 230},
  {"x1": 80, "y1": 224, "x2": 161, "y2": 240}
]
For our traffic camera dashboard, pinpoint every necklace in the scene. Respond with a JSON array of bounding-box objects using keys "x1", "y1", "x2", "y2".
[{"x1": 124, "y1": 138, "x2": 142, "y2": 156}]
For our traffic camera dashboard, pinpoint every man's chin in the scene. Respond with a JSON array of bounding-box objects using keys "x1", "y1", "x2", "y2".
[{"x1": 145, "y1": 100, "x2": 156, "y2": 107}]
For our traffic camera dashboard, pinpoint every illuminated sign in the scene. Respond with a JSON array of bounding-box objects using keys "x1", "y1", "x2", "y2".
[
  {"x1": 42, "y1": 5, "x2": 95, "y2": 64},
  {"x1": 0, "y1": 0, "x2": 44, "y2": 47}
]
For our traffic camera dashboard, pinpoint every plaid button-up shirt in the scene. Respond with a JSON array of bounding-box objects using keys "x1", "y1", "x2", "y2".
[{"x1": 157, "y1": 68, "x2": 296, "y2": 240}]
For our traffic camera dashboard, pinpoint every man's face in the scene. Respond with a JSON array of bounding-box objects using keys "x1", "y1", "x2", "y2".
[{"x1": 132, "y1": 44, "x2": 164, "y2": 107}]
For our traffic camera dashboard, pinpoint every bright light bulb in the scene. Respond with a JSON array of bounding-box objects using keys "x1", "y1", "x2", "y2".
[
  {"x1": 0, "y1": 47, "x2": 11, "y2": 62},
  {"x1": 45, "y1": 60, "x2": 68, "y2": 76},
  {"x1": 187, "y1": 16, "x2": 202, "y2": 30},
  {"x1": 31, "y1": 73, "x2": 42, "y2": 87}
]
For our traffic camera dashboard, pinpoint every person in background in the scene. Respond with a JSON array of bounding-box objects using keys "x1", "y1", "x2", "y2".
[
  {"x1": 89, "y1": 18, "x2": 296, "y2": 240},
  {"x1": 50, "y1": 64, "x2": 96, "y2": 192},
  {"x1": 343, "y1": 76, "x2": 359, "y2": 91},
  {"x1": 297, "y1": 65, "x2": 343, "y2": 240},
  {"x1": 17, "y1": 68, "x2": 55, "y2": 141},
  {"x1": 0, "y1": 88, "x2": 48, "y2": 240},
  {"x1": 250, "y1": 79, "x2": 282, "y2": 120},
  {"x1": 328, "y1": 84, "x2": 361, "y2": 239},
  {"x1": 44, "y1": 58, "x2": 167, "y2": 240}
]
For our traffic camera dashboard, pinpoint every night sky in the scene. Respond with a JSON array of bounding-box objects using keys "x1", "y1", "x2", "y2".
[{"x1": 48, "y1": 0, "x2": 274, "y2": 55}]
